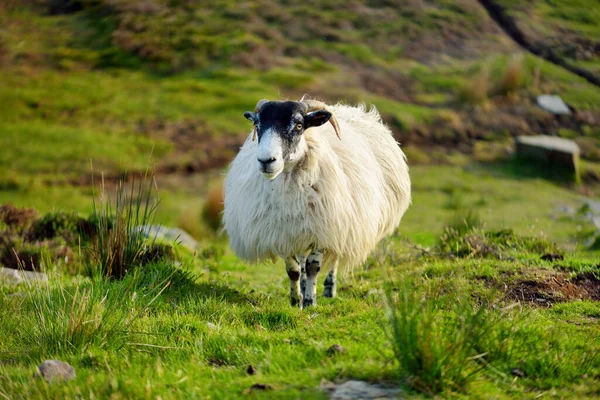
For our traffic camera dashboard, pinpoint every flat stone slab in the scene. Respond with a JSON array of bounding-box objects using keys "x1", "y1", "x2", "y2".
[
  {"x1": 515, "y1": 135, "x2": 580, "y2": 180},
  {"x1": 321, "y1": 380, "x2": 403, "y2": 400},
  {"x1": 537, "y1": 95, "x2": 571, "y2": 115},
  {"x1": 0, "y1": 268, "x2": 48, "y2": 285}
]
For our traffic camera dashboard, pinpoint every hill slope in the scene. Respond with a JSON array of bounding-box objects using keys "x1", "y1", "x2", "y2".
[{"x1": 0, "y1": 0, "x2": 599, "y2": 182}]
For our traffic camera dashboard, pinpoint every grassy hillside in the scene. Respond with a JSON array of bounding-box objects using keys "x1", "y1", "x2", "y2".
[
  {"x1": 1, "y1": 0, "x2": 599, "y2": 185},
  {"x1": 1, "y1": 2, "x2": 600, "y2": 398}
]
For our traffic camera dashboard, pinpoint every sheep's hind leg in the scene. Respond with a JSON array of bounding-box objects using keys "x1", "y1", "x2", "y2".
[
  {"x1": 323, "y1": 261, "x2": 338, "y2": 298},
  {"x1": 285, "y1": 256, "x2": 303, "y2": 307},
  {"x1": 303, "y1": 250, "x2": 323, "y2": 308}
]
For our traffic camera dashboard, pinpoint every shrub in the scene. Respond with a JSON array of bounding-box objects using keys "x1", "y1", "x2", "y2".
[
  {"x1": 0, "y1": 205, "x2": 38, "y2": 233},
  {"x1": 27, "y1": 211, "x2": 88, "y2": 244}
]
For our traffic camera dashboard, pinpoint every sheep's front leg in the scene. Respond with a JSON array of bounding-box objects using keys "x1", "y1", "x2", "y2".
[
  {"x1": 303, "y1": 250, "x2": 323, "y2": 308},
  {"x1": 285, "y1": 256, "x2": 303, "y2": 307},
  {"x1": 323, "y1": 261, "x2": 338, "y2": 298}
]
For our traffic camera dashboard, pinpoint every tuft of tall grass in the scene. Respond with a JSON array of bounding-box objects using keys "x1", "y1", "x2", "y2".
[
  {"x1": 441, "y1": 209, "x2": 483, "y2": 241},
  {"x1": 85, "y1": 174, "x2": 159, "y2": 279},
  {"x1": 20, "y1": 266, "x2": 173, "y2": 360},
  {"x1": 385, "y1": 275, "x2": 494, "y2": 394},
  {"x1": 494, "y1": 56, "x2": 523, "y2": 97}
]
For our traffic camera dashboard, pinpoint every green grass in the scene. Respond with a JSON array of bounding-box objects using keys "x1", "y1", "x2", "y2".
[
  {"x1": 1, "y1": 231, "x2": 599, "y2": 398},
  {"x1": 1, "y1": 162, "x2": 599, "y2": 398},
  {"x1": 1, "y1": 2, "x2": 600, "y2": 397}
]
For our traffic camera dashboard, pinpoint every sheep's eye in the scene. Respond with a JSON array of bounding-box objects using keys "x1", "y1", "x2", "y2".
[{"x1": 295, "y1": 123, "x2": 303, "y2": 131}]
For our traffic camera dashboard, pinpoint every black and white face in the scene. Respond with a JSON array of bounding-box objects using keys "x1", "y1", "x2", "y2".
[{"x1": 244, "y1": 101, "x2": 332, "y2": 180}]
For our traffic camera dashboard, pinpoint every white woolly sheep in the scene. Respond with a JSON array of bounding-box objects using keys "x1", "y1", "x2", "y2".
[{"x1": 223, "y1": 99, "x2": 411, "y2": 308}]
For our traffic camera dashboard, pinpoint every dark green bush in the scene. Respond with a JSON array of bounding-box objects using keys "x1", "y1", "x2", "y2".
[{"x1": 27, "y1": 212, "x2": 88, "y2": 244}]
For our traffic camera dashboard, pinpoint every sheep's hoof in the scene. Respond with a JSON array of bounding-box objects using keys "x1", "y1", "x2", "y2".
[
  {"x1": 302, "y1": 297, "x2": 317, "y2": 308},
  {"x1": 323, "y1": 285, "x2": 336, "y2": 298},
  {"x1": 290, "y1": 295, "x2": 303, "y2": 308}
]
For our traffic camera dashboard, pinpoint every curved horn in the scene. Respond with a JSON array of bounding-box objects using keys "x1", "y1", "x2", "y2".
[
  {"x1": 255, "y1": 99, "x2": 269, "y2": 112},
  {"x1": 300, "y1": 99, "x2": 342, "y2": 140},
  {"x1": 252, "y1": 99, "x2": 269, "y2": 141}
]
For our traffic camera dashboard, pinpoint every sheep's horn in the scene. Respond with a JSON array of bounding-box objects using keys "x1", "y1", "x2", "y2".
[
  {"x1": 255, "y1": 99, "x2": 269, "y2": 112},
  {"x1": 300, "y1": 100, "x2": 342, "y2": 140},
  {"x1": 252, "y1": 99, "x2": 269, "y2": 141}
]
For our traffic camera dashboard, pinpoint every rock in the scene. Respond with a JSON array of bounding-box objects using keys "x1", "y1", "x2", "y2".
[
  {"x1": 321, "y1": 380, "x2": 403, "y2": 400},
  {"x1": 515, "y1": 135, "x2": 580, "y2": 181},
  {"x1": 249, "y1": 383, "x2": 272, "y2": 391},
  {"x1": 246, "y1": 365, "x2": 257, "y2": 375},
  {"x1": 0, "y1": 268, "x2": 48, "y2": 285},
  {"x1": 205, "y1": 322, "x2": 217, "y2": 330},
  {"x1": 136, "y1": 225, "x2": 199, "y2": 251},
  {"x1": 36, "y1": 360, "x2": 76, "y2": 383},
  {"x1": 537, "y1": 95, "x2": 571, "y2": 115},
  {"x1": 326, "y1": 344, "x2": 346, "y2": 356}
]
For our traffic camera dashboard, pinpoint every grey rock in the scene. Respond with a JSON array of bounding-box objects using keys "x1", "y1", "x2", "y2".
[
  {"x1": 537, "y1": 95, "x2": 571, "y2": 115},
  {"x1": 0, "y1": 268, "x2": 48, "y2": 285},
  {"x1": 586, "y1": 200, "x2": 600, "y2": 214},
  {"x1": 36, "y1": 360, "x2": 75, "y2": 383},
  {"x1": 515, "y1": 135, "x2": 580, "y2": 181},
  {"x1": 205, "y1": 322, "x2": 217, "y2": 330},
  {"x1": 327, "y1": 344, "x2": 346, "y2": 356},
  {"x1": 136, "y1": 225, "x2": 199, "y2": 251},
  {"x1": 321, "y1": 380, "x2": 403, "y2": 400}
]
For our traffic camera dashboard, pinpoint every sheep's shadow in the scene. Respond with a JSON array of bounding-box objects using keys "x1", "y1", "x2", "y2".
[{"x1": 142, "y1": 265, "x2": 254, "y2": 306}]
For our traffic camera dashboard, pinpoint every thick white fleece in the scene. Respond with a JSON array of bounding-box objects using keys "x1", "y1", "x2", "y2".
[{"x1": 223, "y1": 104, "x2": 411, "y2": 270}]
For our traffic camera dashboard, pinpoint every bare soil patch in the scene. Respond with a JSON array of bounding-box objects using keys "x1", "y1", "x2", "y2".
[{"x1": 503, "y1": 268, "x2": 600, "y2": 306}]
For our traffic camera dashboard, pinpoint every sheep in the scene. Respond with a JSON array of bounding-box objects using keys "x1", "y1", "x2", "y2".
[{"x1": 223, "y1": 99, "x2": 411, "y2": 308}]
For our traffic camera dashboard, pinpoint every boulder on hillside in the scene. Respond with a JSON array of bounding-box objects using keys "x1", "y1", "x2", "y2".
[
  {"x1": 515, "y1": 135, "x2": 580, "y2": 182},
  {"x1": 536, "y1": 95, "x2": 571, "y2": 115}
]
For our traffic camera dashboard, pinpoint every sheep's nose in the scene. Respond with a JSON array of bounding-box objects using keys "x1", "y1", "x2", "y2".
[{"x1": 258, "y1": 157, "x2": 277, "y2": 167}]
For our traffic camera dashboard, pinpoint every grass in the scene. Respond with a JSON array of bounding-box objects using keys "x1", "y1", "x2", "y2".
[
  {"x1": 385, "y1": 274, "x2": 493, "y2": 394},
  {"x1": 1, "y1": 226, "x2": 599, "y2": 398},
  {"x1": 1, "y1": 1, "x2": 600, "y2": 397},
  {"x1": 85, "y1": 175, "x2": 160, "y2": 279},
  {"x1": 0, "y1": 163, "x2": 599, "y2": 398}
]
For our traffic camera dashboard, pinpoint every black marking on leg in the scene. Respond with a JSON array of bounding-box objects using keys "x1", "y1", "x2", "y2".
[
  {"x1": 287, "y1": 270, "x2": 300, "y2": 281},
  {"x1": 290, "y1": 290, "x2": 302, "y2": 307},
  {"x1": 302, "y1": 296, "x2": 317, "y2": 308},
  {"x1": 323, "y1": 270, "x2": 337, "y2": 298}
]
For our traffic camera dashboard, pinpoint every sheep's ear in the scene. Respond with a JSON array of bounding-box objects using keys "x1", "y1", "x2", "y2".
[
  {"x1": 244, "y1": 111, "x2": 256, "y2": 123},
  {"x1": 304, "y1": 110, "x2": 331, "y2": 129}
]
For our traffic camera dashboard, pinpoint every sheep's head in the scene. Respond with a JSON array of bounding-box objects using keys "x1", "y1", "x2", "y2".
[{"x1": 244, "y1": 99, "x2": 341, "y2": 180}]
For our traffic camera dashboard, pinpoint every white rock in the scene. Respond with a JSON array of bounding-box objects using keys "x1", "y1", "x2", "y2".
[
  {"x1": 36, "y1": 360, "x2": 76, "y2": 383},
  {"x1": 0, "y1": 268, "x2": 47, "y2": 285},
  {"x1": 537, "y1": 95, "x2": 571, "y2": 115},
  {"x1": 322, "y1": 380, "x2": 403, "y2": 400},
  {"x1": 136, "y1": 225, "x2": 199, "y2": 251}
]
